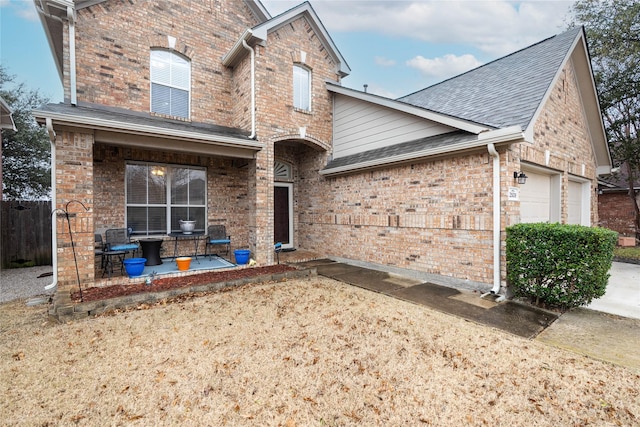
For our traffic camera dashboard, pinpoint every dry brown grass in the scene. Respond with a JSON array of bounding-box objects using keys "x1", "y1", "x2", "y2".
[{"x1": 1, "y1": 277, "x2": 638, "y2": 426}]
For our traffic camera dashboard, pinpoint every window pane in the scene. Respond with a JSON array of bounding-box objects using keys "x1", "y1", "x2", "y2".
[
  {"x1": 151, "y1": 59, "x2": 171, "y2": 85},
  {"x1": 127, "y1": 207, "x2": 147, "y2": 235},
  {"x1": 171, "y1": 207, "x2": 189, "y2": 233},
  {"x1": 127, "y1": 164, "x2": 147, "y2": 203},
  {"x1": 148, "y1": 166, "x2": 167, "y2": 204},
  {"x1": 189, "y1": 169, "x2": 206, "y2": 205},
  {"x1": 151, "y1": 83, "x2": 171, "y2": 115},
  {"x1": 170, "y1": 88, "x2": 189, "y2": 118},
  {"x1": 190, "y1": 208, "x2": 206, "y2": 232},
  {"x1": 171, "y1": 168, "x2": 190, "y2": 204},
  {"x1": 148, "y1": 207, "x2": 167, "y2": 234},
  {"x1": 171, "y1": 63, "x2": 190, "y2": 89},
  {"x1": 293, "y1": 65, "x2": 310, "y2": 110}
]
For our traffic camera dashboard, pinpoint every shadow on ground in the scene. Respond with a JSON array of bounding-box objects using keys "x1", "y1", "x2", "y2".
[{"x1": 296, "y1": 259, "x2": 557, "y2": 339}]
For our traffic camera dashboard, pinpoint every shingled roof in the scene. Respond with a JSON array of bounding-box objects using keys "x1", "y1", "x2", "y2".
[{"x1": 398, "y1": 27, "x2": 583, "y2": 130}]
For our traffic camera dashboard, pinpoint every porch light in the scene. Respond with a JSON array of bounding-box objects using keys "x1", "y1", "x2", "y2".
[{"x1": 513, "y1": 171, "x2": 527, "y2": 184}]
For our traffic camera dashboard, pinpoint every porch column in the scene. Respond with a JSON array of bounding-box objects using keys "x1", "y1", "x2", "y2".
[
  {"x1": 54, "y1": 130, "x2": 94, "y2": 294},
  {"x1": 248, "y1": 144, "x2": 274, "y2": 264}
]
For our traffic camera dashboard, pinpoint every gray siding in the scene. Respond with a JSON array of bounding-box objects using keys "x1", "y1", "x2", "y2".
[{"x1": 333, "y1": 94, "x2": 454, "y2": 159}]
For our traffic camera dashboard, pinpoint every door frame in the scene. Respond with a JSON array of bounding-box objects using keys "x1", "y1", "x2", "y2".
[{"x1": 274, "y1": 182, "x2": 294, "y2": 249}]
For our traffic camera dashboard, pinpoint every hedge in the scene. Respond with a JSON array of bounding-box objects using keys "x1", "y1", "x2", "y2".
[{"x1": 506, "y1": 223, "x2": 617, "y2": 309}]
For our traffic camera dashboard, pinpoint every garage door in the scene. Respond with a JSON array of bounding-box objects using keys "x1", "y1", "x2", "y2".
[{"x1": 520, "y1": 171, "x2": 551, "y2": 223}]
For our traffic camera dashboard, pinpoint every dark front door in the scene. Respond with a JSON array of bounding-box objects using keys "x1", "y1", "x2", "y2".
[{"x1": 274, "y1": 185, "x2": 290, "y2": 246}]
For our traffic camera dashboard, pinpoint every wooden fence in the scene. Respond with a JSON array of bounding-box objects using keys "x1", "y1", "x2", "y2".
[{"x1": 1, "y1": 201, "x2": 52, "y2": 268}]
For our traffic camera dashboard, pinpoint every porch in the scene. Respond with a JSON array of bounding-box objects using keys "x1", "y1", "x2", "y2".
[{"x1": 93, "y1": 247, "x2": 322, "y2": 288}]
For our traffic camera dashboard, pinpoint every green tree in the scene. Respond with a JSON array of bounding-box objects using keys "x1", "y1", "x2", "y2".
[
  {"x1": 568, "y1": 0, "x2": 640, "y2": 242},
  {"x1": 0, "y1": 66, "x2": 51, "y2": 200}
]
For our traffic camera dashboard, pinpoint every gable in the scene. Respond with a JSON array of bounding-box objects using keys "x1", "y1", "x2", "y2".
[
  {"x1": 398, "y1": 28, "x2": 582, "y2": 130},
  {"x1": 333, "y1": 94, "x2": 457, "y2": 159},
  {"x1": 35, "y1": 0, "x2": 271, "y2": 80},
  {"x1": 223, "y1": 2, "x2": 350, "y2": 78}
]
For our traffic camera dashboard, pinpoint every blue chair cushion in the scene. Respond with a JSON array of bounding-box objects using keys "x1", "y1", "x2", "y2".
[
  {"x1": 110, "y1": 244, "x2": 138, "y2": 251},
  {"x1": 274, "y1": 242, "x2": 282, "y2": 251},
  {"x1": 209, "y1": 239, "x2": 230, "y2": 244}
]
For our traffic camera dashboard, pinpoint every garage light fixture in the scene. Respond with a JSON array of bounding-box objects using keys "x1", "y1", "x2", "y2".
[{"x1": 513, "y1": 171, "x2": 528, "y2": 184}]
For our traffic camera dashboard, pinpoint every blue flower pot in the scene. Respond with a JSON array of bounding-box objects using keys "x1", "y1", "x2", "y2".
[
  {"x1": 123, "y1": 258, "x2": 146, "y2": 277},
  {"x1": 234, "y1": 249, "x2": 250, "y2": 265}
]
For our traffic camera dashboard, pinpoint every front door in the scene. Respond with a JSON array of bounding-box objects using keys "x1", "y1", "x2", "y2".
[{"x1": 274, "y1": 183, "x2": 293, "y2": 249}]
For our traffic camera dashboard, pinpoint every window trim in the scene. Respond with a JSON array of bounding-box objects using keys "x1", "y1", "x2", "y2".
[
  {"x1": 125, "y1": 162, "x2": 207, "y2": 236},
  {"x1": 293, "y1": 64, "x2": 311, "y2": 111},
  {"x1": 150, "y1": 49, "x2": 191, "y2": 119}
]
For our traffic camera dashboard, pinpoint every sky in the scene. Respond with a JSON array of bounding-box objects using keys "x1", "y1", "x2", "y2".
[{"x1": 1, "y1": 0, "x2": 575, "y2": 102}]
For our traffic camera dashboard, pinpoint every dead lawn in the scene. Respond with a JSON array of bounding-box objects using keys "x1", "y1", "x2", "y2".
[{"x1": 1, "y1": 277, "x2": 638, "y2": 426}]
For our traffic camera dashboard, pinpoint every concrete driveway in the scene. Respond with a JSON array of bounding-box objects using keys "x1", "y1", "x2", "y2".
[
  {"x1": 536, "y1": 261, "x2": 640, "y2": 373},
  {"x1": 587, "y1": 261, "x2": 640, "y2": 320}
]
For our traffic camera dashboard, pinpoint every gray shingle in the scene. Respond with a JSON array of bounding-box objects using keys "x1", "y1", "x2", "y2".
[
  {"x1": 398, "y1": 27, "x2": 582, "y2": 130},
  {"x1": 35, "y1": 102, "x2": 251, "y2": 140},
  {"x1": 324, "y1": 130, "x2": 475, "y2": 171}
]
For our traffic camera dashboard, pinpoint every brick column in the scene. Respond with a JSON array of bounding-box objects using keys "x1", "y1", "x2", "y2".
[
  {"x1": 54, "y1": 130, "x2": 94, "y2": 294},
  {"x1": 248, "y1": 142, "x2": 274, "y2": 265}
]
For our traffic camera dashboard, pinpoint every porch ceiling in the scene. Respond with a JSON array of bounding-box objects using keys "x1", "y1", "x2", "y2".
[{"x1": 34, "y1": 102, "x2": 263, "y2": 159}]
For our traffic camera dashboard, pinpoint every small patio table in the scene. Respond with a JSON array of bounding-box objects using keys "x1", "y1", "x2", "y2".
[
  {"x1": 168, "y1": 231, "x2": 205, "y2": 264},
  {"x1": 139, "y1": 238, "x2": 163, "y2": 266}
]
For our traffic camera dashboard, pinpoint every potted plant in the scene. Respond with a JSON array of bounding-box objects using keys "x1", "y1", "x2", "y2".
[{"x1": 179, "y1": 219, "x2": 196, "y2": 234}]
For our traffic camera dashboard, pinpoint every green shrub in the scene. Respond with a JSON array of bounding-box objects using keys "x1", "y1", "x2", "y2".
[{"x1": 506, "y1": 223, "x2": 617, "y2": 310}]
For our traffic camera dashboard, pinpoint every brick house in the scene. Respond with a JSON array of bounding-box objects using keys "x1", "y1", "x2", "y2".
[
  {"x1": 33, "y1": 0, "x2": 611, "y2": 302},
  {"x1": 598, "y1": 167, "x2": 640, "y2": 244}
]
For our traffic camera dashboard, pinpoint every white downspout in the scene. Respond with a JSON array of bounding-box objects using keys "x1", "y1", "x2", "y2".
[
  {"x1": 44, "y1": 118, "x2": 58, "y2": 291},
  {"x1": 241, "y1": 39, "x2": 256, "y2": 139},
  {"x1": 486, "y1": 143, "x2": 504, "y2": 299},
  {"x1": 67, "y1": 6, "x2": 77, "y2": 106}
]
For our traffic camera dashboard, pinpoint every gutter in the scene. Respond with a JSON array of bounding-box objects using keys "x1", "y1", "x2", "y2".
[
  {"x1": 67, "y1": 5, "x2": 77, "y2": 105},
  {"x1": 44, "y1": 118, "x2": 58, "y2": 291},
  {"x1": 321, "y1": 126, "x2": 523, "y2": 177},
  {"x1": 241, "y1": 39, "x2": 256, "y2": 139},
  {"x1": 32, "y1": 109, "x2": 263, "y2": 149},
  {"x1": 485, "y1": 143, "x2": 504, "y2": 300}
]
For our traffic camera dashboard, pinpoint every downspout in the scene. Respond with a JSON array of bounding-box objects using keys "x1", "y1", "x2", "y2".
[
  {"x1": 44, "y1": 118, "x2": 58, "y2": 291},
  {"x1": 486, "y1": 143, "x2": 504, "y2": 300},
  {"x1": 241, "y1": 40, "x2": 256, "y2": 139},
  {"x1": 67, "y1": 6, "x2": 77, "y2": 106}
]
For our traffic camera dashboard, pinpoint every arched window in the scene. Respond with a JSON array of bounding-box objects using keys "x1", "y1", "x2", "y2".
[
  {"x1": 293, "y1": 64, "x2": 311, "y2": 111},
  {"x1": 274, "y1": 160, "x2": 292, "y2": 181},
  {"x1": 150, "y1": 49, "x2": 190, "y2": 118}
]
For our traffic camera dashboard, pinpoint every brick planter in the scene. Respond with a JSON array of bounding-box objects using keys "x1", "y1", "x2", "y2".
[{"x1": 618, "y1": 236, "x2": 636, "y2": 247}]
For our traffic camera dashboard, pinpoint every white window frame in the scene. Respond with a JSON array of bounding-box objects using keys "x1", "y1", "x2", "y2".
[
  {"x1": 293, "y1": 64, "x2": 311, "y2": 111},
  {"x1": 150, "y1": 49, "x2": 191, "y2": 119},
  {"x1": 125, "y1": 162, "x2": 207, "y2": 236}
]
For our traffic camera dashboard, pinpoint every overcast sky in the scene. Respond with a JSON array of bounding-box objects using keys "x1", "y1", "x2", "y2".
[{"x1": 1, "y1": 0, "x2": 575, "y2": 101}]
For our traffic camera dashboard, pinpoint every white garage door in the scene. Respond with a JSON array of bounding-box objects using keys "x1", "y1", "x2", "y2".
[{"x1": 520, "y1": 171, "x2": 551, "y2": 223}]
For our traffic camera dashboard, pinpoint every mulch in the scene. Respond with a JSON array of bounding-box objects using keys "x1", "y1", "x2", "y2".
[{"x1": 71, "y1": 264, "x2": 296, "y2": 303}]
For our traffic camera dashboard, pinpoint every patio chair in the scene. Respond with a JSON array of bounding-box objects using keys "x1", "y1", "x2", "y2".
[
  {"x1": 274, "y1": 242, "x2": 282, "y2": 264},
  {"x1": 95, "y1": 233, "x2": 105, "y2": 269},
  {"x1": 205, "y1": 225, "x2": 231, "y2": 260},
  {"x1": 105, "y1": 228, "x2": 139, "y2": 258}
]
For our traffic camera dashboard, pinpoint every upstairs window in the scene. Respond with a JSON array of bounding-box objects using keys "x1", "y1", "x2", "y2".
[
  {"x1": 150, "y1": 50, "x2": 190, "y2": 118},
  {"x1": 293, "y1": 64, "x2": 311, "y2": 111}
]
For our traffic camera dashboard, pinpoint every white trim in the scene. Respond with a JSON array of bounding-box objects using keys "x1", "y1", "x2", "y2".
[
  {"x1": 321, "y1": 126, "x2": 523, "y2": 176},
  {"x1": 33, "y1": 109, "x2": 262, "y2": 150},
  {"x1": 327, "y1": 82, "x2": 490, "y2": 134},
  {"x1": 568, "y1": 174, "x2": 592, "y2": 226},
  {"x1": 274, "y1": 182, "x2": 294, "y2": 249}
]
